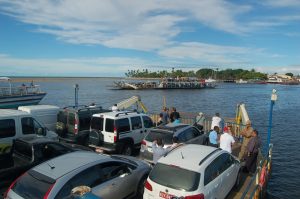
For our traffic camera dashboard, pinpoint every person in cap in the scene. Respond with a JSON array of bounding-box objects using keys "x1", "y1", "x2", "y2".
[
  {"x1": 219, "y1": 126, "x2": 235, "y2": 153},
  {"x1": 238, "y1": 120, "x2": 254, "y2": 160}
]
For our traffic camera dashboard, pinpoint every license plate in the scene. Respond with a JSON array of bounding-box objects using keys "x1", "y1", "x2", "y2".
[{"x1": 159, "y1": 191, "x2": 175, "y2": 199}]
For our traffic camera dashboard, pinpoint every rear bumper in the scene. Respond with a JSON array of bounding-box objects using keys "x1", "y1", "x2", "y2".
[{"x1": 89, "y1": 142, "x2": 119, "y2": 153}]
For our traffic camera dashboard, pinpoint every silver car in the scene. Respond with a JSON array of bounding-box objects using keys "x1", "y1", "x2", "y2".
[
  {"x1": 140, "y1": 123, "x2": 207, "y2": 163},
  {"x1": 5, "y1": 151, "x2": 151, "y2": 199}
]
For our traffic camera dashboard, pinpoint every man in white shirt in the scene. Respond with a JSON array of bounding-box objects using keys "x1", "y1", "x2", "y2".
[
  {"x1": 220, "y1": 126, "x2": 235, "y2": 153},
  {"x1": 211, "y1": 113, "x2": 222, "y2": 130}
]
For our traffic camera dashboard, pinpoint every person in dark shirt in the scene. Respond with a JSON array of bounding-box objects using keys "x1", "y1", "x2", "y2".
[
  {"x1": 169, "y1": 107, "x2": 180, "y2": 122},
  {"x1": 245, "y1": 129, "x2": 261, "y2": 174}
]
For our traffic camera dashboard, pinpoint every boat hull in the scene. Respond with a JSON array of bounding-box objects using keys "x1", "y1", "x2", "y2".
[{"x1": 0, "y1": 93, "x2": 46, "y2": 109}]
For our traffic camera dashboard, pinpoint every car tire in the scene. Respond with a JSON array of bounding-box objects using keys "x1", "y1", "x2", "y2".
[
  {"x1": 122, "y1": 143, "x2": 133, "y2": 156},
  {"x1": 136, "y1": 175, "x2": 147, "y2": 199},
  {"x1": 234, "y1": 170, "x2": 241, "y2": 189}
]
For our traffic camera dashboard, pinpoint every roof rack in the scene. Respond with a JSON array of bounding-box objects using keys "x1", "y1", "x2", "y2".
[
  {"x1": 63, "y1": 104, "x2": 104, "y2": 111},
  {"x1": 163, "y1": 143, "x2": 185, "y2": 157},
  {"x1": 115, "y1": 111, "x2": 139, "y2": 117},
  {"x1": 198, "y1": 148, "x2": 221, "y2": 165}
]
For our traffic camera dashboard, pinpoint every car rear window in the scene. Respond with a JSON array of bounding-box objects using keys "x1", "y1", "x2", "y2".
[
  {"x1": 149, "y1": 163, "x2": 200, "y2": 191},
  {"x1": 105, "y1": 118, "x2": 114, "y2": 133},
  {"x1": 57, "y1": 111, "x2": 67, "y2": 123},
  {"x1": 12, "y1": 170, "x2": 55, "y2": 199},
  {"x1": 91, "y1": 117, "x2": 104, "y2": 131},
  {"x1": 145, "y1": 130, "x2": 173, "y2": 144}
]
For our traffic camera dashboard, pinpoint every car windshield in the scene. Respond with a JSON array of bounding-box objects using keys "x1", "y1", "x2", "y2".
[
  {"x1": 145, "y1": 130, "x2": 173, "y2": 144},
  {"x1": 12, "y1": 170, "x2": 55, "y2": 199},
  {"x1": 149, "y1": 163, "x2": 200, "y2": 191}
]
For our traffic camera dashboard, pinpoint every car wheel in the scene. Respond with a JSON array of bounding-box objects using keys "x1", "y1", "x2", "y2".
[
  {"x1": 136, "y1": 176, "x2": 147, "y2": 199},
  {"x1": 234, "y1": 170, "x2": 241, "y2": 189},
  {"x1": 122, "y1": 144, "x2": 133, "y2": 156}
]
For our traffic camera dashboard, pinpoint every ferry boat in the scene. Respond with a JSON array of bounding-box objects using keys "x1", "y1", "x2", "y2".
[
  {"x1": 0, "y1": 77, "x2": 47, "y2": 109},
  {"x1": 113, "y1": 77, "x2": 217, "y2": 90}
]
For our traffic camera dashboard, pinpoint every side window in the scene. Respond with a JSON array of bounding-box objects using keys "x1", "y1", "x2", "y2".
[
  {"x1": 21, "y1": 117, "x2": 35, "y2": 135},
  {"x1": 116, "y1": 118, "x2": 130, "y2": 133},
  {"x1": 41, "y1": 143, "x2": 71, "y2": 159},
  {"x1": 142, "y1": 116, "x2": 153, "y2": 128},
  {"x1": 178, "y1": 128, "x2": 196, "y2": 142},
  {"x1": 55, "y1": 165, "x2": 102, "y2": 199},
  {"x1": 100, "y1": 162, "x2": 133, "y2": 182},
  {"x1": 219, "y1": 153, "x2": 234, "y2": 172},
  {"x1": 131, "y1": 116, "x2": 142, "y2": 130},
  {"x1": 105, "y1": 118, "x2": 114, "y2": 133},
  {"x1": 204, "y1": 154, "x2": 227, "y2": 185},
  {"x1": 191, "y1": 127, "x2": 201, "y2": 136},
  {"x1": 0, "y1": 119, "x2": 16, "y2": 138}
]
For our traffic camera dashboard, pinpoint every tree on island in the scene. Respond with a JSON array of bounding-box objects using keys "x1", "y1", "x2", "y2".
[{"x1": 125, "y1": 68, "x2": 268, "y2": 80}]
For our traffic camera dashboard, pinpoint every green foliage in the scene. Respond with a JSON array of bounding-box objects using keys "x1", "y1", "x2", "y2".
[
  {"x1": 125, "y1": 68, "x2": 268, "y2": 80},
  {"x1": 285, "y1": 73, "x2": 293, "y2": 77}
]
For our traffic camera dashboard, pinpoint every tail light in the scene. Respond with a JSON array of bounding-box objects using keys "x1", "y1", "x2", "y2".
[
  {"x1": 4, "y1": 172, "x2": 26, "y2": 198},
  {"x1": 43, "y1": 183, "x2": 55, "y2": 199},
  {"x1": 141, "y1": 140, "x2": 146, "y2": 146},
  {"x1": 74, "y1": 118, "x2": 78, "y2": 135},
  {"x1": 185, "y1": 194, "x2": 204, "y2": 199},
  {"x1": 113, "y1": 126, "x2": 118, "y2": 142},
  {"x1": 144, "y1": 180, "x2": 152, "y2": 191}
]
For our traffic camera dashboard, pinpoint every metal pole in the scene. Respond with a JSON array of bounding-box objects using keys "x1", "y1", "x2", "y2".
[
  {"x1": 265, "y1": 89, "x2": 277, "y2": 154},
  {"x1": 74, "y1": 84, "x2": 79, "y2": 108}
]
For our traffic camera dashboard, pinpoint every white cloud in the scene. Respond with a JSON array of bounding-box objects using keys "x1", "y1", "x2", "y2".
[
  {"x1": 0, "y1": 0, "x2": 251, "y2": 51},
  {"x1": 158, "y1": 42, "x2": 258, "y2": 65}
]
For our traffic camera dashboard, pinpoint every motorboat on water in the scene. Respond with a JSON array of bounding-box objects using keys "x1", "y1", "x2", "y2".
[{"x1": 0, "y1": 77, "x2": 47, "y2": 109}]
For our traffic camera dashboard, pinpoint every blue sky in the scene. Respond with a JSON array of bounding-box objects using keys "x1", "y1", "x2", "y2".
[{"x1": 0, "y1": 0, "x2": 300, "y2": 77}]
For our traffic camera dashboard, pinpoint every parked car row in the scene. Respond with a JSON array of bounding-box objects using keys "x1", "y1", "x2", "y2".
[{"x1": 1, "y1": 106, "x2": 241, "y2": 199}]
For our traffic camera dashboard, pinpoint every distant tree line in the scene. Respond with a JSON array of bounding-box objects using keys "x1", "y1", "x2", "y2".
[{"x1": 125, "y1": 68, "x2": 268, "y2": 80}]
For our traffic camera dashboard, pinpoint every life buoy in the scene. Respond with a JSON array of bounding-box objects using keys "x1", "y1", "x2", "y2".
[{"x1": 259, "y1": 166, "x2": 267, "y2": 187}]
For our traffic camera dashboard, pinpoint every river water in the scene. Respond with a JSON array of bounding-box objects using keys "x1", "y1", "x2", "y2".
[{"x1": 35, "y1": 77, "x2": 299, "y2": 198}]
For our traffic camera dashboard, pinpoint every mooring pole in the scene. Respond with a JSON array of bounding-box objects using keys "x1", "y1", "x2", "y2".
[
  {"x1": 74, "y1": 84, "x2": 79, "y2": 108},
  {"x1": 265, "y1": 89, "x2": 277, "y2": 154}
]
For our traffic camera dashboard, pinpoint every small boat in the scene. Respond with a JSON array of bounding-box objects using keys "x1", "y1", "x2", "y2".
[
  {"x1": 236, "y1": 79, "x2": 248, "y2": 84},
  {"x1": 0, "y1": 77, "x2": 47, "y2": 109}
]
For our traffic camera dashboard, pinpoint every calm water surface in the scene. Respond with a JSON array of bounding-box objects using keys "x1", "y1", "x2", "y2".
[{"x1": 35, "y1": 78, "x2": 300, "y2": 198}]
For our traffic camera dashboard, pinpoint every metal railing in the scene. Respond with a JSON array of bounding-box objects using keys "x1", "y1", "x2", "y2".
[
  {"x1": 240, "y1": 144, "x2": 273, "y2": 199},
  {"x1": 148, "y1": 112, "x2": 246, "y2": 137}
]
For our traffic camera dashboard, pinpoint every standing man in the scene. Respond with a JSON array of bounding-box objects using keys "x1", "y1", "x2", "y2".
[
  {"x1": 211, "y1": 113, "x2": 222, "y2": 130},
  {"x1": 245, "y1": 130, "x2": 261, "y2": 174},
  {"x1": 238, "y1": 120, "x2": 254, "y2": 160},
  {"x1": 209, "y1": 126, "x2": 219, "y2": 148},
  {"x1": 220, "y1": 126, "x2": 235, "y2": 153},
  {"x1": 160, "y1": 107, "x2": 169, "y2": 124},
  {"x1": 195, "y1": 112, "x2": 206, "y2": 130},
  {"x1": 170, "y1": 107, "x2": 180, "y2": 123}
]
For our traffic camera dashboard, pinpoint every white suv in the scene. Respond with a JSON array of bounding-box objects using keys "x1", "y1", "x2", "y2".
[
  {"x1": 88, "y1": 111, "x2": 153, "y2": 155},
  {"x1": 144, "y1": 144, "x2": 241, "y2": 199}
]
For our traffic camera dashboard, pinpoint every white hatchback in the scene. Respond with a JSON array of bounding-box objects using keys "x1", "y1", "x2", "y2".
[{"x1": 144, "y1": 144, "x2": 241, "y2": 199}]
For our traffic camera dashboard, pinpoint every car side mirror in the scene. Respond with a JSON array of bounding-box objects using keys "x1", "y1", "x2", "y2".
[{"x1": 37, "y1": 127, "x2": 46, "y2": 136}]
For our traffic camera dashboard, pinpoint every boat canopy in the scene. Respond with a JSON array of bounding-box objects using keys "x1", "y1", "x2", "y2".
[{"x1": 0, "y1": 77, "x2": 11, "y2": 81}]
